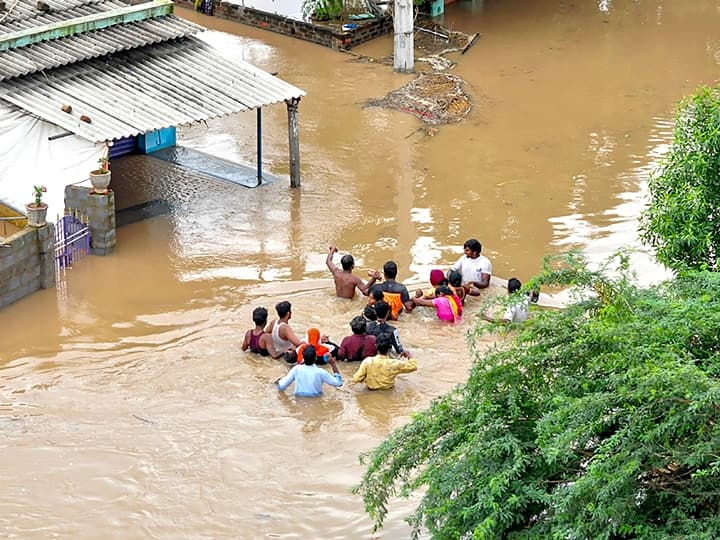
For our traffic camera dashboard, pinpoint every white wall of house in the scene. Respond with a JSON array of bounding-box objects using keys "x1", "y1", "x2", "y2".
[{"x1": 226, "y1": 0, "x2": 304, "y2": 20}]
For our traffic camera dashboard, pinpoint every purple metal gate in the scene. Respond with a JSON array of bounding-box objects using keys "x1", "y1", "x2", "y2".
[{"x1": 54, "y1": 213, "x2": 90, "y2": 275}]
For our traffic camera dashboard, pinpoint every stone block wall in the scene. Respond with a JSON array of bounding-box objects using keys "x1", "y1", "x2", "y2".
[
  {"x1": 65, "y1": 185, "x2": 116, "y2": 256},
  {"x1": 175, "y1": 0, "x2": 393, "y2": 50},
  {"x1": 0, "y1": 224, "x2": 55, "y2": 309}
]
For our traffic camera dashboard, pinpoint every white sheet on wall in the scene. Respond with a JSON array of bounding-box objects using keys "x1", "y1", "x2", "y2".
[{"x1": 0, "y1": 103, "x2": 106, "y2": 223}]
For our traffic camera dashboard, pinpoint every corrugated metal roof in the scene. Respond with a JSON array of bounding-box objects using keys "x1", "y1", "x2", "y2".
[
  {"x1": 0, "y1": 15, "x2": 203, "y2": 80},
  {"x1": 0, "y1": 36, "x2": 306, "y2": 142},
  {"x1": 0, "y1": 0, "x2": 129, "y2": 33}
]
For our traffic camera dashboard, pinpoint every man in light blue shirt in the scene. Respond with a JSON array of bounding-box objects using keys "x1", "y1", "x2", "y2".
[{"x1": 276, "y1": 345, "x2": 343, "y2": 397}]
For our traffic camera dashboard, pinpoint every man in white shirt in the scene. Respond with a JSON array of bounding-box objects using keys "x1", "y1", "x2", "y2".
[
  {"x1": 450, "y1": 238, "x2": 492, "y2": 296},
  {"x1": 481, "y1": 278, "x2": 530, "y2": 323}
]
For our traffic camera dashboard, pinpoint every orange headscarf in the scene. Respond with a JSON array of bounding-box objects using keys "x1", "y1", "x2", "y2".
[{"x1": 296, "y1": 328, "x2": 330, "y2": 363}]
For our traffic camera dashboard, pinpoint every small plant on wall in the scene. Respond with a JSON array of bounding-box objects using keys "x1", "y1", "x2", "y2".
[
  {"x1": 89, "y1": 154, "x2": 111, "y2": 195},
  {"x1": 93, "y1": 156, "x2": 110, "y2": 174},
  {"x1": 31, "y1": 185, "x2": 47, "y2": 207},
  {"x1": 302, "y1": 0, "x2": 345, "y2": 21}
]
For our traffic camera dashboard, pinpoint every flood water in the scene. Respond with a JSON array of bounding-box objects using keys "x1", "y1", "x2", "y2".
[{"x1": 2, "y1": 1, "x2": 720, "y2": 538}]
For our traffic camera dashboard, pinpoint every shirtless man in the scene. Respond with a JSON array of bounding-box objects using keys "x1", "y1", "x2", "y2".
[{"x1": 326, "y1": 245, "x2": 380, "y2": 299}]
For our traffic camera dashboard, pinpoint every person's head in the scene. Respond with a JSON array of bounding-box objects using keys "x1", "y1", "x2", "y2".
[
  {"x1": 435, "y1": 285, "x2": 452, "y2": 296},
  {"x1": 375, "y1": 333, "x2": 392, "y2": 355},
  {"x1": 463, "y1": 239, "x2": 482, "y2": 259},
  {"x1": 508, "y1": 278, "x2": 522, "y2": 294},
  {"x1": 370, "y1": 288, "x2": 384, "y2": 303},
  {"x1": 447, "y1": 270, "x2": 463, "y2": 287},
  {"x1": 350, "y1": 315, "x2": 367, "y2": 335},
  {"x1": 430, "y1": 269, "x2": 446, "y2": 287},
  {"x1": 383, "y1": 261, "x2": 398, "y2": 280},
  {"x1": 302, "y1": 345, "x2": 317, "y2": 366},
  {"x1": 363, "y1": 304, "x2": 377, "y2": 321},
  {"x1": 252, "y1": 306, "x2": 268, "y2": 326},
  {"x1": 340, "y1": 254, "x2": 354, "y2": 271},
  {"x1": 306, "y1": 328, "x2": 321, "y2": 345},
  {"x1": 374, "y1": 301, "x2": 390, "y2": 321},
  {"x1": 275, "y1": 301, "x2": 292, "y2": 319}
]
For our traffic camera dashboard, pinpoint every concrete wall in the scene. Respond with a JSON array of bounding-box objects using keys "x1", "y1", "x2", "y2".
[
  {"x1": 0, "y1": 224, "x2": 55, "y2": 309},
  {"x1": 177, "y1": 0, "x2": 393, "y2": 50}
]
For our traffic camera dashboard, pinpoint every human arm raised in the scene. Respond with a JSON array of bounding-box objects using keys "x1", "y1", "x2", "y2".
[
  {"x1": 357, "y1": 269, "x2": 381, "y2": 296},
  {"x1": 326, "y1": 245, "x2": 340, "y2": 274}
]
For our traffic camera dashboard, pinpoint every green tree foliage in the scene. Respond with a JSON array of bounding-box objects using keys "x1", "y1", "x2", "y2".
[
  {"x1": 354, "y1": 253, "x2": 720, "y2": 539},
  {"x1": 641, "y1": 85, "x2": 720, "y2": 271}
]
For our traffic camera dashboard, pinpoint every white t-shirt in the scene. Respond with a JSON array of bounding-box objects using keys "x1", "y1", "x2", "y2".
[
  {"x1": 503, "y1": 297, "x2": 530, "y2": 323},
  {"x1": 451, "y1": 254, "x2": 492, "y2": 285}
]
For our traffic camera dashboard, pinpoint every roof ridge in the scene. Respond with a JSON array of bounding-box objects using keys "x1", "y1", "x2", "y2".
[{"x1": 0, "y1": 0, "x2": 174, "y2": 52}]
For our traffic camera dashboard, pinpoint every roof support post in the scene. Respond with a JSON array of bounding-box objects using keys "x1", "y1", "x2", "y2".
[
  {"x1": 256, "y1": 107, "x2": 263, "y2": 186},
  {"x1": 286, "y1": 97, "x2": 301, "y2": 188}
]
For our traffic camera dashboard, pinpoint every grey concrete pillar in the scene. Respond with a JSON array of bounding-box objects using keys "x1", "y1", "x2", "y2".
[
  {"x1": 64, "y1": 185, "x2": 116, "y2": 256},
  {"x1": 37, "y1": 223, "x2": 56, "y2": 289},
  {"x1": 286, "y1": 97, "x2": 301, "y2": 188}
]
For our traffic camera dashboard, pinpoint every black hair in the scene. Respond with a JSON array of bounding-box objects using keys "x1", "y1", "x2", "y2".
[
  {"x1": 302, "y1": 345, "x2": 317, "y2": 365},
  {"x1": 375, "y1": 333, "x2": 392, "y2": 354},
  {"x1": 252, "y1": 306, "x2": 268, "y2": 326},
  {"x1": 463, "y1": 239, "x2": 482, "y2": 255},
  {"x1": 447, "y1": 270, "x2": 463, "y2": 287},
  {"x1": 340, "y1": 254, "x2": 354, "y2": 271},
  {"x1": 383, "y1": 261, "x2": 398, "y2": 279},
  {"x1": 508, "y1": 278, "x2": 522, "y2": 294},
  {"x1": 275, "y1": 301, "x2": 291, "y2": 318},
  {"x1": 350, "y1": 315, "x2": 367, "y2": 335},
  {"x1": 435, "y1": 285, "x2": 452, "y2": 296},
  {"x1": 375, "y1": 300, "x2": 390, "y2": 320},
  {"x1": 363, "y1": 304, "x2": 377, "y2": 321}
]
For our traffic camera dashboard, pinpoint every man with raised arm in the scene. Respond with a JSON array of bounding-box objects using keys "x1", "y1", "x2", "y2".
[{"x1": 326, "y1": 245, "x2": 380, "y2": 299}]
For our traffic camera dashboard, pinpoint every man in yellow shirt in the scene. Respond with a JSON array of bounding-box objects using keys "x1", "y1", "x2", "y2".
[{"x1": 352, "y1": 334, "x2": 417, "y2": 390}]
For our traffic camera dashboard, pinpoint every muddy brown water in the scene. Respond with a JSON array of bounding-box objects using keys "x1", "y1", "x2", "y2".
[{"x1": 2, "y1": 1, "x2": 720, "y2": 537}]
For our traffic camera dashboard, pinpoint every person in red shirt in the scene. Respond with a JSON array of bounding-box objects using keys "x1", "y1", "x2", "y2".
[{"x1": 338, "y1": 316, "x2": 377, "y2": 362}]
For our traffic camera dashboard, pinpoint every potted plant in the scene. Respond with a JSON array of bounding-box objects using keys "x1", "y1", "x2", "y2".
[
  {"x1": 89, "y1": 155, "x2": 111, "y2": 194},
  {"x1": 26, "y1": 185, "x2": 48, "y2": 227}
]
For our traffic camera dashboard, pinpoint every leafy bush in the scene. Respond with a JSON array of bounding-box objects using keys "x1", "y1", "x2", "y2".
[
  {"x1": 355, "y1": 253, "x2": 720, "y2": 539},
  {"x1": 641, "y1": 85, "x2": 720, "y2": 272}
]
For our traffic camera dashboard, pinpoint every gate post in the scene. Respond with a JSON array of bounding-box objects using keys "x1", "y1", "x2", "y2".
[
  {"x1": 64, "y1": 185, "x2": 116, "y2": 255},
  {"x1": 38, "y1": 224, "x2": 55, "y2": 289}
]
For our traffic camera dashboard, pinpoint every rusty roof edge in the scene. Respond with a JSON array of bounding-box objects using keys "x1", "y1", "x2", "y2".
[{"x1": 0, "y1": 0, "x2": 175, "y2": 52}]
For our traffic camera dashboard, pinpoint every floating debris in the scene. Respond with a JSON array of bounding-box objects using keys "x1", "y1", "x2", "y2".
[{"x1": 365, "y1": 72, "x2": 472, "y2": 125}]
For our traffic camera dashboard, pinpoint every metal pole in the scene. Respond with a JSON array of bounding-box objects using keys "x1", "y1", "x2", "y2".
[{"x1": 256, "y1": 107, "x2": 262, "y2": 186}]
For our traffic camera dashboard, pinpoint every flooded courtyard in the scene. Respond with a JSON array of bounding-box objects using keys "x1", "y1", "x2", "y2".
[{"x1": 2, "y1": 1, "x2": 720, "y2": 537}]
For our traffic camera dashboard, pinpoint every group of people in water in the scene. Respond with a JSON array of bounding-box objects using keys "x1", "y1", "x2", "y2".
[{"x1": 243, "y1": 238, "x2": 531, "y2": 397}]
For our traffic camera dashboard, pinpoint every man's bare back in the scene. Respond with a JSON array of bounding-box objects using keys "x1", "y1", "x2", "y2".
[{"x1": 326, "y1": 245, "x2": 379, "y2": 299}]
